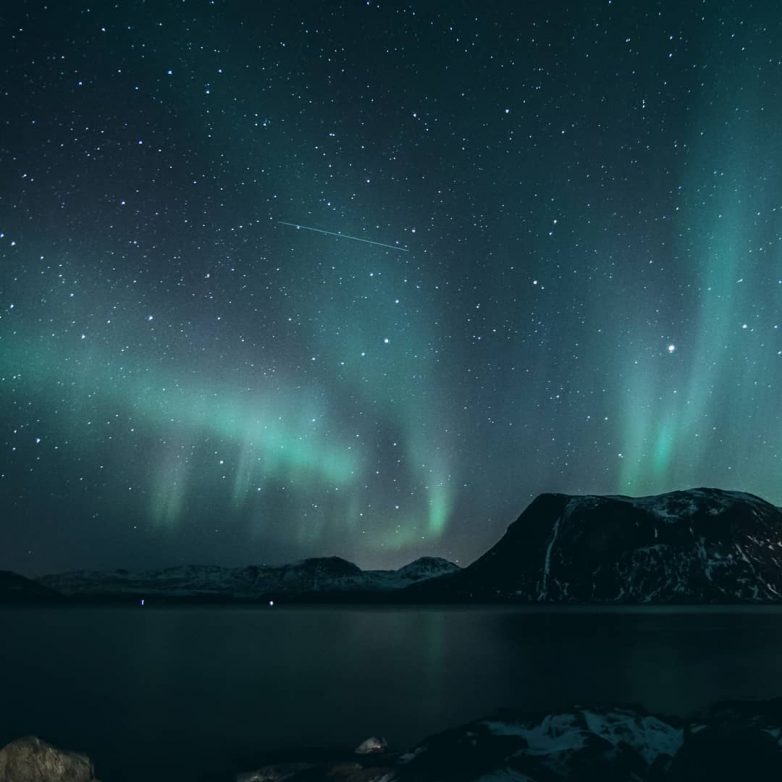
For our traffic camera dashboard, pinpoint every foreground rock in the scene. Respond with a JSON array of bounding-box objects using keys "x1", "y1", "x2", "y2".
[
  {"x1": 0, "y1": 736, "x2": 98, "y2": 782},
  {"x1": 238, "y1": 700, "x2": 782, "y2": 781},
  {"x1": 411, "y1": 488, "x2": 782, "y2": 602}
]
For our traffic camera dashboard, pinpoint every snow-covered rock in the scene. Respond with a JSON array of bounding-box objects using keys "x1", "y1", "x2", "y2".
[
  {"x1": 412, "y1": 488, "x2": 782, "y2": 603},
  {"x1": 237, "y1": 700, "x2": 782, "y2": 781},
  {"x1": 38, "y1": 556, "x2": 460, "y2": 600},
  {"x1": 355, "y1": 736, "x2": 389, "y2": 755}
]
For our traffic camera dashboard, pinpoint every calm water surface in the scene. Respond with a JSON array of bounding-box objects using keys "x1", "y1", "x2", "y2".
[{"x1": 2, "y1": 605, "x2": 782, "y2": 781}]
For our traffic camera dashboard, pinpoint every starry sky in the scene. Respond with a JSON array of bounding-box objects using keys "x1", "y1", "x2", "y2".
[{"x1": 2, "y1": 1, "x2": 781, "y2": 575}]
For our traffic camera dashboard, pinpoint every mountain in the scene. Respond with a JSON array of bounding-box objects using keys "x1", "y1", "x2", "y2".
[
  {"x1": 37, "y1": 556, "x2": 460, "y2": 601},
  {"x1": 0, "y1": 570, "x2": 62, "y2": 603},
  {"x1": 387, "y1": 555, "x2": 462, "y2": 583},
  {"x1": 32, "y1": 487, "x2": 782, "y2": 604},
  {"x1": 411, "y1": 488, "x2": 782, "y2": 603}
]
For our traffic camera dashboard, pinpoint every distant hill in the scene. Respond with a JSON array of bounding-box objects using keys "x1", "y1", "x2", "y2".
[
  {"x1": 410, "y1": 488, "x2": 782, "y2": 603},
  {"x1": 0, "y1": 570, "x2": 62, "y2": 603},
  {"x1": 37, "y1": 555, "x2": 460, "y2": 601}
]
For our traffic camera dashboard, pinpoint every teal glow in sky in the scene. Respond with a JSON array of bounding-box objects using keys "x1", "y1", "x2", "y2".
[{"x1": 1, "y1": 1, "x2": 781, "y2": 573}]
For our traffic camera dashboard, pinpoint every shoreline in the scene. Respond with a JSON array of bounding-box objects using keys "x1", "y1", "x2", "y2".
[{"x1": 5, "y1": 698, "x2": 782, "y2": 781}]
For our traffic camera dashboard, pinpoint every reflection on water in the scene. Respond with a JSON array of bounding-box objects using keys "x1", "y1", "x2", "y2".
[{"x1": 1, "y1": 606, "x2": 781, "y2": 782}]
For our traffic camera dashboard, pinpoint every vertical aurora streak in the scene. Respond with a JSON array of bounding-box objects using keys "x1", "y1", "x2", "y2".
[{"x1": 617, "y1": 12, "x2": 782, "y2": 496}]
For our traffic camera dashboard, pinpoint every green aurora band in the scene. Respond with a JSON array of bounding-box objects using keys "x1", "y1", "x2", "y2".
[
  {"x1": 0, "y1": 241, "x2": 457, "y2": 551},
  {"x1": 618, "y1": 28, "x2": 782, "y2": 495}
]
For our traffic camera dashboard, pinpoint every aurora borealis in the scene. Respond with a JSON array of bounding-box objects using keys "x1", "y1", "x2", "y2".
[{"x1": 1, "y1": 1, "x2": 781, "y2": 574}]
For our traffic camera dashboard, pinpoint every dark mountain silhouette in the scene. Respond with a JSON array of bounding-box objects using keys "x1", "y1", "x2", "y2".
[
  {"x1": 26, "y1": 488, "x2": 782, "y2": 604},
  {"x1": 410, "y1": 488, "x2": 782, "y2": 603}
]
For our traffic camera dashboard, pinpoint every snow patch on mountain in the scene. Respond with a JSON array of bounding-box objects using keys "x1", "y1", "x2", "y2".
[
  {"x1": 412, "y1": 487, "x2": 782, "y2": 603},
  {"x1": 39, "y1": 556, "x2": 460, "y2": 599}
]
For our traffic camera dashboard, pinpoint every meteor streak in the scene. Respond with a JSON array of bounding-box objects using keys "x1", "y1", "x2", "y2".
[{"x1": 278, "y1": 220, "x2": 409, "y2": 252}]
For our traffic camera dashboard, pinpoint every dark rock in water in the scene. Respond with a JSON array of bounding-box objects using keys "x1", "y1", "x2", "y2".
[
  {"x1": 320, "y1": 762, "x2": 389, "y2": 781},
  {"x1": 667, "y1": 725, "x2": 782, "y2": 781},
  {"x1": 708, "y1": 696, "x2": 782, "y2": 728},
  {"x1": 0, "y1": 736, "x2": 98, "y2": 781},
  {"x1": 236, "y1": 765, "x2": 313, "y2": 782},
  {"x1": 410, "y1": 488, "x2": 782, "y2": 603},
  {"x1": 237, "y1": 762, "x2": 389, "y2": 782}
]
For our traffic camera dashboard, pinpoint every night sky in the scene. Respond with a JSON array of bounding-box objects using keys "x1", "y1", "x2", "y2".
[{"x1": 2, "y1": 1, "x2": 781, "y2": 575}]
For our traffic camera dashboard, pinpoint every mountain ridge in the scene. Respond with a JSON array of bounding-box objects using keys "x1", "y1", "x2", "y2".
[
  {"x1": 25, "y1": 487, "x2": 782, "y2": 604},
  {"x1": 411, "y1": 487, "x2": 782, "y2": 603},
  {"x1": 37, "y1": 555, "x2": 460, "y2": 600}
]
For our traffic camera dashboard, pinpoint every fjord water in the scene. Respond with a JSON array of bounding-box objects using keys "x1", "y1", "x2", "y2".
[{"x1": 2, "y1": 606, "x2": 782, "y2": 781}]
